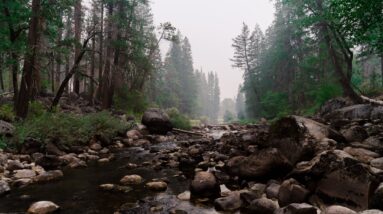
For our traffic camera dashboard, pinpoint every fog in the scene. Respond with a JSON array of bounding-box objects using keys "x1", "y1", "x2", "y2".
[{"x1": 151, "y1": 0, "x2": 275, "y2": 100}]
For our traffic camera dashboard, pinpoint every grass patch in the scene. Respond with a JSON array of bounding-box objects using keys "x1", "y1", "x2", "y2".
[
  {"x1": 167, "y1": 108, "x2": 192, "y2": 130},
  {"x1": 13, "y1": 111, "x2": 127, "y2": 146}
]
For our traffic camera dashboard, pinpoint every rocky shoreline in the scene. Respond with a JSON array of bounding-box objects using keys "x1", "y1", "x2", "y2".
[{"x1": 1, "y1": 100, "x2": 383, "y2": 213}]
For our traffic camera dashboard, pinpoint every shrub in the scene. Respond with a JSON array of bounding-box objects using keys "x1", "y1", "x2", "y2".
[
  {"x1": 260, "y1": 91, "x2": 292, "y2": 119},
  {"x1": 114, "y1": 88, "x2": 147, "y2": 114},
  {"x1": 13, "y1": 111, "x2": 127, "y2": 146},
  {"x1": 0, "y1": 104, "x2": 15, "y2": 122},
  {"x1": 166, "y1": 108, "x2": 192, "y2": 130}
]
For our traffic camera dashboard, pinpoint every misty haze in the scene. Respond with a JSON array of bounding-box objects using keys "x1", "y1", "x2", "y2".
[{"x1": 0, "y1": 0, "x2": 382, "y2": 213}]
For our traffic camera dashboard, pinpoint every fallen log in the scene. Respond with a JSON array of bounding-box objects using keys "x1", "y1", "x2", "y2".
[{"x1": 173, "y1": 128, "x2": 205, "y2": 136}]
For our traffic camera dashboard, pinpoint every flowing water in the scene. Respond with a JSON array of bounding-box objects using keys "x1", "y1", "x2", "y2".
[{"x1": 0, "y1": 142, "x2": 218, "y2": 214}]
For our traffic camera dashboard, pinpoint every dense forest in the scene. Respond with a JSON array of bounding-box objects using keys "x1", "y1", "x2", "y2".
[
  {"x1": 232, "y1": 0, "x2": 383, "y2": 120},
  {"x1": 0, "y1": 0, "x2": 383, "y2": 214},
  {"x1": 0, "y1": 0, "x2": 220, "y2": 123}
]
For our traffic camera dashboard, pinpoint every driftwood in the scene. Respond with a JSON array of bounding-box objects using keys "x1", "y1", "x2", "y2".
[
  {"x1": 172, "y1": 128, "x2": 205, "y2": 136},
  {"x1": 361, "y1": 95, "x2": 383, "y2": 105}
]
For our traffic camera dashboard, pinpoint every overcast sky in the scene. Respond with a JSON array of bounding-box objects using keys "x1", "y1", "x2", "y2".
[{"x1": 151, "y1": 0, "x2": 275, "y2": 100}]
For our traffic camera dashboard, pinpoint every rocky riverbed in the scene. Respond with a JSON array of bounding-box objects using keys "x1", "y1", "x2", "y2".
[{"x1": 1, "y1": 98, "x2": 383, "y2": 213}]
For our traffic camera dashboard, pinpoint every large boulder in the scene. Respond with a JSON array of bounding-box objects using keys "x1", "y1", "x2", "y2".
[
  {"x1": 323, "y1": 205, "x2": 357, "y2": 214},
  {"x1": 243, "y1": 197, "x2": 279, "y2": 214},
  {"x1": 315, "y1": 163, "x2": 378, "y2": 211},
  {"x1": 190, "y1": 171, "x2": 220, "y2": 198},
  {"x1": 0, "y1": 120, "x2": 14, "y2": 136},
  {"x1": 267, "y1": 116, "x2": 345, "y2": 165},
  {"x1": 214, "y1": 192, "x2": 242, "y2": 211},
  {"x1": 27, "y1": 201, "x2": 59, "y2": 214},
  {"x1": 141, "y1": 108, "x2": 172, "y2": 134},
  {"x1": 226, "y1": 148, "x2": 292, "y2": 180},
  {"x1": 324, "y1": 104, "x2": 373, "y2": 121},
  {"x1": 0, "y1": 180, "x2": 10, "y2": 196},
  {"x1": 278, "y1": 178, "x2": 310, "y2": 207}
]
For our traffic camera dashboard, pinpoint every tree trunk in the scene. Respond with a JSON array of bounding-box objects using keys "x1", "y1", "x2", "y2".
[
  {"x1": 11, "y1": 53, "x2": 18, "y2": 102},
  {"x1": 51, "y1": 34, "x2": 94, "y2": 109},
  {"x1": 16, "y1": 0, "x2": 42, "y2": 118},
  {"x1": 0, "y1": 55, "x2": 4, "y2": 91},
  {"x1": 322, "y1": 25, "x2": 363, "y2": 104},
  {"x1": 97, "y1": 1, "x2": 104, "y2": 101},
  {"x1": 55, "y1": 23, "x2": 63, "y2": 93},
  {"x1": 73, "y1": 0, "x2": 82, "y2": 94},
  {"x1": 89, "y1": 35, "x2": 96, "y2": 105},
  {"x1": 381, "y1": 54, "x2": 383, "y2": 86},
  {"x1": 101, "y1": 1, "x2": 114, "y2": 109}
]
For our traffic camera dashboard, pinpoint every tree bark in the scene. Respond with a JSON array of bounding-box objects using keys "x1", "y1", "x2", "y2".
[
  {"x1": 73, "y1": 0, "x2": 82, "y2": 94},
  {"x1": 381, "y1": 54, "x2": 383, "y2": 86},
  {"x1": 51, "y1": 34, "x2": 94, "y2": 109},
  {"x1": 101, "y1": 1, "x2": 114, "y2": 109},
  {"x1": 97, "y1": 0, "x2": 104, "y2": 101},
  {"x1": 0, "y1": 55, "x2": 4, "y2": 91},
  {"x1": 16, "y1": 0, "x2": 42, "y2": 118},
  {"x1": 89, "y1": 35, "x2": 96, "y2": 104},
  {"x1": 322, "y1": 25, "x2": 363, "y2": 104}
]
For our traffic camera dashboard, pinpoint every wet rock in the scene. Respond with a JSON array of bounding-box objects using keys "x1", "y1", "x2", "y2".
[
  {"x1": 99, "y1": 184, "x2": 132, "y2": 193},
  {"x1": 250, "y1": 183, "x2": 267, "y2": 198},
  {"x1": 35, "y1": 155, "x2": 63, "y2": 170},
  {"x1": 141, "y1": 108, "x2": 172, "y2": 134},
  {"x1": 0, "y1": 180, "x2": 10, "y2": 196},
  {"x1": 343, "y1": 147, "x2": 379, "y2": 163},
  {"x1": 277, "y1": 203, "x2": 317, "y2": 214},
  {"x1": 27, "y1": 201, "x2": 59, "y2": 214},
  {"x1": 33, "y1": 170, "x2": 63, "y2": 183},
  {"x1": 371, "y1": 158, "x2": 383, "y2": 170},
  {"x1": 278, "y1": 178, "x2": 310, "y2": 207},
  {"x1": 126, "y1": 130, "x2": 143, "y2": 140},
  {"x1": 268, "y1": 116, "x2": 345, "y2": 165},
  {"x1": 146, "y1": 181, "x2": 167, "y2": 191},
  {"x1": 59, "y1": 154, "x2": 87, "y2": 168},
  {"x1": 90, "y1": 143, "x2": 102, "y2": 151},
  {"x1": 227, "y1": 148, "x2": 292, "y2": 180},
  {"x1": 177, "y1": 191, "x2": 191, "y2": 201},
  {"x1": 0, "y1": 120, "x2": 15, "y2": 136},
  {"x1": 98, "y1": 158, "x2": 109, "y2": 163},
  {"x1": 266, "y1": 182, "x2": 280, "y2": 199},
  {"x1": 45, "y1": 143, "x2": 65, "y2": 156},
  {"x1": 190, "y1": 171, "x2": 220, "y2": 198},
  {"x1": 323, "y1": 205, "x2": 357, "y2": 214},
  {"x1": 291, "y1": 150, "x2": 359, "y2": 179},
  {"x1": 243, "y1": 197, "x2": 278, "y2": 214},
  {"x1": 371, "y1": 106, "x2": 383, "y2": 120},
  {"x1": 316, "y1": 163, "x2": 377, "y2": 210},
  {"x1": 325, "y1": 104, "x2": 373, "y2": 121},
  {"x1": 370, "y1": 183, "x2": 383, "y2": 210},
  {"x1": 13, "y1": 169, "x2": 36, "y2": 179},
  {"x1": 363, "y1": 136, "x2": 383, "y2": 152},
  {"x1": 6, "y1": 160, "x2": 24, "y2": 171},
  {"x1": 360, "y1": 210, "x2": 383, "y2": 214},
  {"x1": 341, "y1": 126, "x2": 368, "y2": 142},
  {"x1": 214, "y1": 192, "x2": 242, "y2": 211},
  {"x1": 13, "y1": 178, "x2": 32, "y2": 188},
  {"x1": 120, "y1": 175, "x2": 143, "y2": 185},
  {"x1": 318, "y1": 97, "x2": 352, "y2": 118}
]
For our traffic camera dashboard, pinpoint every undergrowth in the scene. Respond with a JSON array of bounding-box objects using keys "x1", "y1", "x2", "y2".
[{"x1": 13, "y1": 111, "x2": 127, "y2": 146}]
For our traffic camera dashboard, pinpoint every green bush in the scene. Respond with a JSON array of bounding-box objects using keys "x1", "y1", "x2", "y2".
[
  {"x1": 0, "y1": 137, "x2": 7, "y2": 149},
  {"x1": 28, "y1": 101, "x2": 46, "y2": 119},
  {"x1": 0, "y1": 104, "x2": 15, "y2": 122},
  {"x1": 166, "y1": 108, "x2": 192, "y2": 130},
  {"x1": 114, "y1": 88, "x2": 148, "y2": 114},
  {"x1": 303, "y1": 82, "x2": 343, "y2": 116},
  {"x1": 260, "y1": 91, "x2": 292, "y2": 119},
  {"x1": 13, "y1": 111, "x2": 127, "y2": 146}
]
